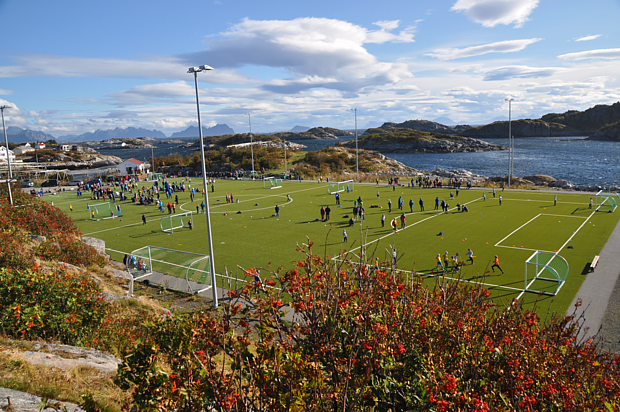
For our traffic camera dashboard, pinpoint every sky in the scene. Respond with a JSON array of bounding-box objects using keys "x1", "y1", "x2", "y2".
[{"x1": 1, "y1": 0, "x2": 620, "y2": 138}]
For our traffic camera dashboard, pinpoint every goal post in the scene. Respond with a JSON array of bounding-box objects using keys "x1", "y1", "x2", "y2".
[
  {"x1": 263, "y1": 176, "x2": 283, "y2": 189},
  {"x1": 524, "y1": 251, "x2": 569, "y2": 296},
  {"x1": 595, "y1": 190, "x2": 619, "y2": 212},
  {"x1": 89, "y1": 202, "x2": 117, "y2": 221},
  {"x1": 126, "y1": 246, "x2": 212, "y2": 295},
  {"x1": 328, "y1": 180, "x2": 354, "y2": 194},
  {"x1": 160, "y1": 212, "x2": 193, "y2": 233}
]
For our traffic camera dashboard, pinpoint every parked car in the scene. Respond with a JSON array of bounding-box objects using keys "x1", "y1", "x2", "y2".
[
  {"x1": 41, "y1": 179, "x2": 58, "y2": 187},
  {"x1": 20, "y1": 179, "x2": 34, "y2": 187},
  {"x1": 65, "y1": 180, "x2": 83, "y2": 186},
  {"x1": 86, "y1": 179, "x2": 101, "y2": 186}
]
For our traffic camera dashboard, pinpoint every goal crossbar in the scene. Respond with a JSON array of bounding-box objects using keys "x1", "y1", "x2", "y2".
[{"x1": 263, "y1": 176, "x2": 283, "y2": 189}]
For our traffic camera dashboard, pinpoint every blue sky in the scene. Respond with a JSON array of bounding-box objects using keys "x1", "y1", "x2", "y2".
[{"x1": 1, "y1": 0, "x2": 620, "y2": 137}]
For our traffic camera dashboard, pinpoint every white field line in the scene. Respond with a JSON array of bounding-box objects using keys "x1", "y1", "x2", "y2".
[
  {"x1": 495, "y1": 214, "x2": 541, "y2": 247},
  {"x1": 84, "y1": 221, "x2": 146, "y2": 236},
  {"x1": 337, "y1": 198, "x2": 482, "y2": 257},
  {"x1": 495, "y1": 245, "x2": 555, "y2": 253},
  {"x1": 495, "y1": 213, "x2": 587, "y2": 249}
]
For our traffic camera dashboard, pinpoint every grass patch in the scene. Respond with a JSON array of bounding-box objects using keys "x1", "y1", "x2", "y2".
[
  {"x1": 0, "y1": 351, "x2": 124, "y2": 411},
  {"x1": 44, "y1": 179, "x2": 620, "y2": 317}
]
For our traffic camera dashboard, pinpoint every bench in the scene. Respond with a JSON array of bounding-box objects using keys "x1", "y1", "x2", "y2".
[{"x1": 590, "y1": 255, "x2": 601, "y2": 272}]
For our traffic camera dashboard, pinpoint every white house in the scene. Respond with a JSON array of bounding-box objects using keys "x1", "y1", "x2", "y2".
[
  {"x1": 13, "y1": 144, "x2": 34, "y2": 155},
  {"x1": 60, "y1": 144, "x2": 71, "y2": 152},
  {"x1": 35, "y1": 142, "x2": 45, "y2": 150},
  {"x1": 116, "y1": 158, "x2": 147, "y2": 175},
  {"x1": 0, "y1": 146, "x2": 16, "y2": 162}
]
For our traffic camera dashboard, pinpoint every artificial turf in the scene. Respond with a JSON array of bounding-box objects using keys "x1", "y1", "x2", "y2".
[{"x1": 44, "y1": 178, "x2": 620, "y2": 316}]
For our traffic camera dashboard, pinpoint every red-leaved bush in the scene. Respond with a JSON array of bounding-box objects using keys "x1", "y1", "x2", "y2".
[{"x1": 116, "y1": 241, "x2": 620, "y2": 411}]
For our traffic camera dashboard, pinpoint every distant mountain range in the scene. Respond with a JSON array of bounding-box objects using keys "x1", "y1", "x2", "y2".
[
  {"x1": 6, "y1": 101, "x2": 620, "y2": 144},
  {"x1": 170, "y1": 124, "x2": 235, "y2": 138},
  {"x1": 5, "y1": 126, "x2": 57, "y2": 143}
]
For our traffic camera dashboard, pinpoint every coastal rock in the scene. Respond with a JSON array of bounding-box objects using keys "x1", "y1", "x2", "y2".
[
  {"x1": 522, "y1": 174, "x2": 557, "y2": 184},
  {"x1": 347, "y1": 130, "x2": 505, "y2": 153},
  {"x1": 543, "y1": 102, "x2": 620, "y2": 134},
  {"x1": 274, "y1": 127, "x2": 354, "y2": 140},
  {"x1": 587, "y1": 120, "x2": 620, "y2": 141},
  {"x1": 550, "y1": 179, "x2": 575, "y2": 189},
  {"x1": 458, "y1": 119, "x2": 582, "y2": 138},
  {"x1": 363, "y1": 119, "x2": 461, "y2": 136}
]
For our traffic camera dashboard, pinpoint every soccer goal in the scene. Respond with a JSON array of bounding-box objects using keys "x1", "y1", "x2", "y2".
[
  {"x1": 263, "y1": 176, "x2": 283, "y2": 189},
  {"x1": 595, "y1": 190, "x2": 619, "y2": 212},
  {"x1": 126, "y1": 246, "x2": 211, "y2": 295},
  {"x1": 160, "y1": 212, "x2": 193, "y2": 233},
  {"x1": 524, "y1": 251, "x2": 569, "y2": 296},
  {"x1": 328, "y1": 180, "x2": 355, "y2": 194},
  {"x1": 89, "y1": 202, "x2": 117, "y2": 221}
]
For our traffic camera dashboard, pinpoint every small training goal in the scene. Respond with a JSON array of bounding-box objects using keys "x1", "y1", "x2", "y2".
[
  {"x1": 263, "y1": 177, "x2": 283, "y2": 189},
  {"x1": 595, "y1": 190, "x2": 619, "y2": 213},
  {"x1": 126, "y1": 246, "x2": 211, "y2": 295},
  {"x1": 160, "y1": 212, "x2": 193, "y2": 233},
  {"x1": 524, "y1": 251, "x2": 569, "y2": 296},
  {"x1": 328, "y1": 180, "x2": 354, "y2": 194},
  {"x1": 89, "y1": 202, "x2": 117, "y2": 221}
]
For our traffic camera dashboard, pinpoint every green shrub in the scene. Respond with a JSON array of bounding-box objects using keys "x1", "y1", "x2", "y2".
[{"x1": 0, "y1": 267, "x2": 107, "y2": 345}]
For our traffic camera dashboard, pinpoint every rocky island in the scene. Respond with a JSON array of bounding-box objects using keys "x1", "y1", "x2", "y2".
[
  {"x1": 345, "y1": 128, "x2": 506, "y2": 153},
  {"x1": 458, "y1": 119, "x2": 583, "y2": 138},
  {"x1": 273, "y1": 127, "x2": 354, "y2": 140}
]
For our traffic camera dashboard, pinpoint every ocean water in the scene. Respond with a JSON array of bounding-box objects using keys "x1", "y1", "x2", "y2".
[{"x1": 97, "y1": 136, "x2": 620, "y2": 187}]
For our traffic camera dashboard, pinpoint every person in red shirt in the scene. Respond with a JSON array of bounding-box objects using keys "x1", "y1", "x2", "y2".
[{"x1": 491, "y1": 255, "x2": 504, "y2": 274}]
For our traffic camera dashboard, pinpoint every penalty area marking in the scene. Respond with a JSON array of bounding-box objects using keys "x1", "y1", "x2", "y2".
[{"x1": 495, "y1": 213, "x2": 588, "y2": 252}]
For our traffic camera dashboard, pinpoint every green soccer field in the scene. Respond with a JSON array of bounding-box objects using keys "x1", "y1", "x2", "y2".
[{"x1": 44, "y1": 178, "x2": 620, "y2": 315}]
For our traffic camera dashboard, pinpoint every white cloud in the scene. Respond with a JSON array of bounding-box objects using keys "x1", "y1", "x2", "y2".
[
  {"x1": 451, "y1": 0, "x2": 539, "y2": 28},
  {"x1": 558, "y1": 48, "x2": 620, "y2": 60},
  {"x1": 576, "y1": 34, "x2": 602, "y2": 42},
  {"x1": 482, "y1": 65, "x2": 561, "y2": 81},
  {"x1": 183, "y1": 17, "x2": 414, "y2": 85},
  {"x1": 0, "y1": 89, "x2": 12, "y2": 95},
  {"x1": 426, "y1": 38, "x2": 541, "y2": 60}
]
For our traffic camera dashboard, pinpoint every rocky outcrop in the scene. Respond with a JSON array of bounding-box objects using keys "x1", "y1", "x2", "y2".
[
  {"x1": 363, "y1": 120, "x2": 464, "y2": 136},
  {"x1": 80, "y1": 136, "x2": 158, "y2": 149},
  {"x1": 587, "y1": 120, "x2": 620, "y2": 141},
  {"x1": 458, "y1": 119, "x2": 583, "y2": 138},
  {"x1": 347, "y1": 130, "x2": 506, "y2": 153},
  {"x1": 274, "y1": 127, "x2": 354, "y2": 140},
  {"x1": 542, "y1": 102, "x2": 620, "y2": 134}
]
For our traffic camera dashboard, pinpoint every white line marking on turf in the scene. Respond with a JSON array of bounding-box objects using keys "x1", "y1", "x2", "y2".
[{"x1": 495, "y1": 214, "x2": 541, "y2": 247}]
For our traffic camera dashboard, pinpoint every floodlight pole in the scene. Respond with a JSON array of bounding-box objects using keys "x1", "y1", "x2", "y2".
[
  {"x1": 1, "y1": 105, "x2": 13, "y2": 205},
  {"x1": 246, "y1": 113, "x2": 255, "y2": 178},
  {"x1": 189, "y1": 65, "x2": 218, "y2": 308},
  {"x1": 351, "y1": 108, "x2": 359, "y2": 182},
  {"x1": 283, "y1": 139, "x2": 287, "y2": 177},
  {"x1": 505, "y1": 98, "x2": 514, "y2": 188}
]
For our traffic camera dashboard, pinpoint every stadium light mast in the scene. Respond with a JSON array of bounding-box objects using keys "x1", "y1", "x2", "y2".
[
  {"x1": 351, "y1": 108, "x2": 359, "y2": 182},
  {"x1": 505, "y1": 98, "x2": 514, "y2": 188},
  {"x1": 283, "y1": 139, "x2": 287, "y2": 176},
  {"x1": 246, "y1": 113, "x2": 255, "y2": 178},
  {"x1": 1, "y1": 105, "x2": 13, "y2": 205},
  {"x1": 188, "y1": 65, "x2": 218, "y2": 308}
]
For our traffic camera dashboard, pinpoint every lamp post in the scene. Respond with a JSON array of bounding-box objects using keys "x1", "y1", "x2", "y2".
[
  {"x1": 283, "y1": 139, "x2": 287, "y2": 177},
  {"x1": 246, "y1": 113, "x2": 255, "y2": 178},
  {"x1": 351, "y1": 108, "x2": 359, "y2": 182},
  {"x1": 0, "y1": 105, "x2": 13, "y2": 205},
  {"x1": 505, "y1": 98, "x2": 514, "y2": 188},
  {"x1": 188, "y1": 65, "x2": 218, "y2": 308}
]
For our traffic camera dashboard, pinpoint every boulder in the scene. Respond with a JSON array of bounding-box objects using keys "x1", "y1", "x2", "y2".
[{"x1": 81, "y1": 236, "x2": 106, "y2": 256}]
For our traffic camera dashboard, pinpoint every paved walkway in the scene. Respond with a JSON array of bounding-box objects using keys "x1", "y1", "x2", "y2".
[{"x1": 568, "y1": 216, "x2": 620, "y2": 344}]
